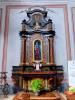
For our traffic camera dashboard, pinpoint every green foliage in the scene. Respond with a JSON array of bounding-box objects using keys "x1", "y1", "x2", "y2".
[
  {"x1": 31, "y1": 79, "x2": 44, "y2": 92},
  {"x1": 69, "y1": 87, "x2": 75, "y2": 93}
]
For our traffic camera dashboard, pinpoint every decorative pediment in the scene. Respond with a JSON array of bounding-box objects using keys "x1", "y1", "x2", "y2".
[
  {"x1": 20, "y1": 6, "x2": 55, "y2": 36},
  {"x1": 26, "y1": 9, "x2": 48, "y2": 29}
]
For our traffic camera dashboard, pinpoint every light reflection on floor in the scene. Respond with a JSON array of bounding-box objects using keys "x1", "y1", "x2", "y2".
[{"x1": 0, "y1": 95, "x2": 14, "y2": 100}]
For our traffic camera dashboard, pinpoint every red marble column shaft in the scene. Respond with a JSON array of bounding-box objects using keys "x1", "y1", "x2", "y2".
[
  {"x1": 20, "y1": 36, "x2": 26, "y2": 66},
  {"x1": 49, "y1": 37, "x2": 54, "y2": 64}
]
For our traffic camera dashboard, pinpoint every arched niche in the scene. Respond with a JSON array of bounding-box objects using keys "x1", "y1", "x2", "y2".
[{"x1": 33, "y1": 39, "x2": 42, "y2": 62}]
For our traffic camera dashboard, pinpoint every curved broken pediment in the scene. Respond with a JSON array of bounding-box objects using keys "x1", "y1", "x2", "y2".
[{"x1": 20, "y1": 6, "x2": 55, "y2": 37}]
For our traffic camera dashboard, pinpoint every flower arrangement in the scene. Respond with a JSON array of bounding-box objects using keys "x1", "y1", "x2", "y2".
[
  {"x1": 65, "y1": 86, "x2": 75, "y2": 95},
  {"x1": 31, "y1": 78, "x2": 44, "y2": 94},
  {"x1": 69, "y1": 87, "x2": 75, "y2": 93}
]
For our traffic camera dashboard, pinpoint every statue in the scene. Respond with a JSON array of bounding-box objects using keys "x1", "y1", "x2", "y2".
[{"x1": 33, "y1": 61, "x2": 42, "y2": 71}]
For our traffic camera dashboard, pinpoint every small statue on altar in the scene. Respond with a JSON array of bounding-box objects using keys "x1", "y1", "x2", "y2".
[{"x1": 33, "y1": 61, "x2": 42, "y2": 71}]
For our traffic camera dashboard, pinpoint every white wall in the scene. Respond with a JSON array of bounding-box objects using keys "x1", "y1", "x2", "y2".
[{"x1": 0, "y1": 0, "x2": 75, "y2": 82}]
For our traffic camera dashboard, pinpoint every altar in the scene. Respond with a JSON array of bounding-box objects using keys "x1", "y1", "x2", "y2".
[
  {"x1": 12, "y1": 64, "x2": 63, "y2": 91},
  {"x1": 12, "y1": 6, "x2": 63, "y2": 92}
]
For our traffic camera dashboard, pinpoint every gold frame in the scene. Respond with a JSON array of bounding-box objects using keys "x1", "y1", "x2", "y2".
[{"x1": 33, "y1": 39, "x2": 43, "y2": 62}]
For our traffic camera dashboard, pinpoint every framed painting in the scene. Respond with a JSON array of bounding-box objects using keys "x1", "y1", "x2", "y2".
[{"x1": 33, "y1": 39, "x2": 42, "y2": 61}]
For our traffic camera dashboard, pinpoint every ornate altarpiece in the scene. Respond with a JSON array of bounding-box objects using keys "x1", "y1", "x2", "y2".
[{"x1": 12, "y1": 7, "x2": 63, "y2": 91}]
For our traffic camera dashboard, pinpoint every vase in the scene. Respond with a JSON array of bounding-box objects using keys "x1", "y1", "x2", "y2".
[{"x1": 34, "y1": 91, "x2": 40, "y2": 96}]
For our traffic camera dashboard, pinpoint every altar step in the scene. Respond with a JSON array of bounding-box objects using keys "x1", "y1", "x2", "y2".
[
  {"x1": 30, "y1": 92, "x2": 66, "y2": 100},
  {"x1": 30, "y1": 96, "x2": 66, "y2": 100},
  {"x1": 0, "y1": 92, "x2": 67, "y2": 100}
]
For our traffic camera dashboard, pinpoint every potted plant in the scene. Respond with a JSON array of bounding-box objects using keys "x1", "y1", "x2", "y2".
[
  {"x1": 65, "y1": 87, "x2": 75, "y2": 95},
  {"x1": 31, "y1": 78, "x2": 44, "y2": 95},
  {"x1": 68, "y1": 87, "x2": 75, "y2": 95}
]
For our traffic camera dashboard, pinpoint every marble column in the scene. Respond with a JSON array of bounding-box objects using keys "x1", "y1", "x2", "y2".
[
  {"x1": 20, "y1": 36, "x2": 26, "y2": 66},
  {"x1": 48, "y1": 36, "x2": 54, "y2": 64}
]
